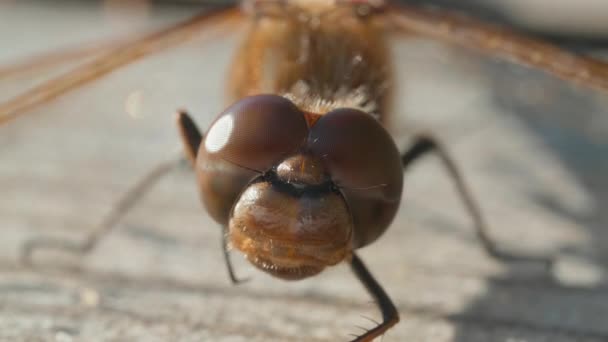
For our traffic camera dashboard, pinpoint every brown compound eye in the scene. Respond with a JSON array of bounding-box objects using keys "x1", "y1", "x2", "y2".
[
  {"x1": 203, "y1": 94, "x2": 309, "y2": 171},
  {"x1": 307, "y1": 108, "x2": 403, "y2": 247},
  {"x1": 196, "y1": 95, "x2": 309, "y2": 225}
]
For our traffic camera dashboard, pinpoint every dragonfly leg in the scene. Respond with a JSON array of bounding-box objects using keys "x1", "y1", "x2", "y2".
[
  {"x1": 401, "y1": 134, "x2": 555, "y2": 271},
  {"x1": 176, "y1": 109, "x2": 203, "y2": 166},
  {"x1": 21, "y1": 109, "x2": 204, "y2": 267},
  {"x1": 347, "y1": 253, "x2": 399, "y2": 342},
  {"x1": 221, "y1": 231, "x2": 250, "y2": 285},
  {"x1": 21, "y1": 156, "x2": 184, "y2": 267}
]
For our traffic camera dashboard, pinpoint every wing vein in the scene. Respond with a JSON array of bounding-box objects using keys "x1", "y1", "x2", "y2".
[
  {"x1": 0, "y1": 5, "x2": 242, "y2": 125},
  {"x1": 386, "y1": 4, "x2": 608, "y2": 93}
]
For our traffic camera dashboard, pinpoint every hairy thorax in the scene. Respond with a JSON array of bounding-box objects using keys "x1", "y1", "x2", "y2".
[{"x1": 228, "y1": 2, "x2": 393, "y2": 121}]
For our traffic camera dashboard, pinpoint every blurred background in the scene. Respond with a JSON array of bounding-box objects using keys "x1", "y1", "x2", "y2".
[
  {"x1": 0, "y1": 1, "x2": 607, "y2": 341},
  {"x1": 412, "y1": 0, "x2": 608, "y2": 38}
]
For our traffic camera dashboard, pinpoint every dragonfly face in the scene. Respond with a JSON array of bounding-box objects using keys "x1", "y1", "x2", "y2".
[{"x1": 197, "y1": 94, "x2": 403, "y2": 279}]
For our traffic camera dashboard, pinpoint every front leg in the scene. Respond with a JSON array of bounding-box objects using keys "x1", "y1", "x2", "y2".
[
  {"x1": 221, "y1": 230, "x2": 250, "y2": 285},
  {"x1": 348, "y1": 253, "x2": 399, "y2": 342}
]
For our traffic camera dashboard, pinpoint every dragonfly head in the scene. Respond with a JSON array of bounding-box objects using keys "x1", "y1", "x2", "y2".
[{"x1": 195, "y1": 94, "x2": 403, "y2": 280}]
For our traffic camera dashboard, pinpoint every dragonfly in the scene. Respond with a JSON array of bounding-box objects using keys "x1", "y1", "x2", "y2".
[{"x1": 1, "y1": 1, "x2": 608, "y2": 341}]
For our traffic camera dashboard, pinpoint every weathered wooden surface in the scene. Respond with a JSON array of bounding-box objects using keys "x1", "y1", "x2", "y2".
[{"x1": 1, "y1": 2, "x2": 608, "y2": 341}]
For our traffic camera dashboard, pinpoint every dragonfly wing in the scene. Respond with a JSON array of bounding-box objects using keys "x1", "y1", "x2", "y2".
[
  {"x1": 0, "y1": 3, "x2": 243, "y2": 125},
  {"x1": 384, "y1": 3, "x2": 608, "y2": 94}
]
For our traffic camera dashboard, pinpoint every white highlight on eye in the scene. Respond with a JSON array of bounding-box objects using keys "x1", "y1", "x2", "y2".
[{"x1": 205, "y1": 114, "x2": 234, "y2": 153}]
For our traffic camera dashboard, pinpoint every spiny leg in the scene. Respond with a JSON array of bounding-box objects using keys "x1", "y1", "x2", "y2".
[
  {"x1": 21, "y1": 155, "x2": 183, "y2": 267},
  {"x1": 401, "y1": 134, "x2": 555, "y2": 270},
  {"x1": 348, "y1": 253, "x2": 399, "y2": 342}
]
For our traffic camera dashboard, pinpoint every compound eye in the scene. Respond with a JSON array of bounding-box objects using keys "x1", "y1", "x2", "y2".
[
  {"x1": 307, "y1": 108, "x2": 404, "y2": 246},
  {"x1": 308, "y1": 108, "x2": 402, "y2": 201},
  {"x1": 196, "y1": 95, "x2": 308, "y2": 225},
  {"x1": 203, "y1": 95, "x2": 308, "y2": 171}
]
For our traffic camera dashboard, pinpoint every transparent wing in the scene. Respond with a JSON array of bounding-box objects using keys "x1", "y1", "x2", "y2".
[
  {"x1": 1, "y1": 1, "x2": 608, "y2": 341},
  {"x1": 386, "y1": 2, "x2": 608, "y2": 93},
  {"x1": 0, "y1": 2, "x2": 241, "y2": 125}
]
